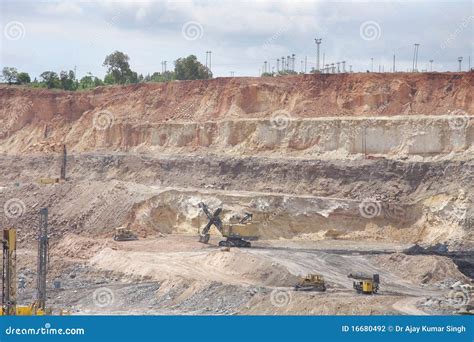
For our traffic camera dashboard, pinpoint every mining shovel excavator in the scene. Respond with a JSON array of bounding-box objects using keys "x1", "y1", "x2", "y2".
[{"x1": 198, "y1": 202, "x2": 256, "y2": 247}]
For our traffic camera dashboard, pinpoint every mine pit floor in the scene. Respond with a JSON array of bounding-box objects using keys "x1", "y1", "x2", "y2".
[{"x1": 11, "y1": 235, "x2": 470, "y2": 315}]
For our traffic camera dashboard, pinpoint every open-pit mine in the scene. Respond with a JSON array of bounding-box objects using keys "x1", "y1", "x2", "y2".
[{"x1": 0, "y1": 72, "x2": 472, "y2": 315}]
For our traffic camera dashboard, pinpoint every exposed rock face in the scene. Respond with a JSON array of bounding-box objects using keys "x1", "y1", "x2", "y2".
[
  {"x1": 0, "y1": 73, "x2": 472, "y2": 253},
  {"x1": 0, "y1": 73, "x2": 472, "y2": 154}
]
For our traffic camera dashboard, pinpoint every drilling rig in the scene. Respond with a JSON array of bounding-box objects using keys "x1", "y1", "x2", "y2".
[
  {"x1": 38, "y1": 144, "x2": 67, "y2": 185},
  {"x1": 1, "y1": 208, "x2": 51, "y2": 315},
  {"x1": 33, "y1": 208, "x2": 49, "y2": 311}
]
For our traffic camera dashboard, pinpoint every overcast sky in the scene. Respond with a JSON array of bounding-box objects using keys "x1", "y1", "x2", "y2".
[{"x1": 0, "y1": 0, "x2": 472, "y2": 79}]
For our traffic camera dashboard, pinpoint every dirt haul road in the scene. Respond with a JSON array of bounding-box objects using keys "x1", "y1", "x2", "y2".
[{"x1": 11, "y1": 234, "x2": 469, "y2": 315}]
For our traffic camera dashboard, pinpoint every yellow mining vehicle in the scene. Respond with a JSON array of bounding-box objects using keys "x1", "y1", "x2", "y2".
[
  {"x1": 38, "y1": 144, "x2": 68, "y2": 185},
  {"x1": 113, "y1": 227, "x2": 138, "y2": 241},
  {"x1": 294, "y1": 274, "x2": 326, "y2": 292},
  {"x1": 349, "y1": 273, "x2": 380, "y2": 294},
  {"x1": 1, "y1": 209, "x2": 61, "y2": 316},
  {"x1": 198, "y1": 202, "x2": 258, "y2": 247}
]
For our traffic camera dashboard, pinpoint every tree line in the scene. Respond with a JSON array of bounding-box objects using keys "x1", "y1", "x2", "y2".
[{"x1": 0, "y1": 51, "x2": 212, "y2": 90}]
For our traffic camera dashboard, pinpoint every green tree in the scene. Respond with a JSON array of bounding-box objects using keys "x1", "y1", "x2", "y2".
[
  {"x1": 16, "y1": 72, "x2": 31, "y2": 84},
  {"x1": 1, "y1": 67, "x2": 18, "y2": 85},
  {"x1": 40, "y1": 71, "x2": 60, "y2": 89},
  {"x1": 60, "y1": 70, "x2": 77, "y2": 90},
  {"x1": 103, "y1": 51, "x2": 135, "y2": 84},
  {"x1": 148, "y1": 71, "x2": 176, "y2": 83},
  {"x1": 79, "y1": 73, "x2": 104, "y2": 89},
  {"x1": 174, "y1": 55, "x2": 211, "y2": 80}
]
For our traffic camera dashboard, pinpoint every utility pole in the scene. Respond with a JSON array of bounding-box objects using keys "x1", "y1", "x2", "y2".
[
  {"x1": 264, "y1": 61, "x2": 267, "y2": 73},
  {"x1": 429, "y1": 59, "x2": 434, "y2": 72},
  {"x1": 393, "y1": 54, "x2": 396, "y2": 72},
  {"x1": 342, "y1": 61, "x2": 346, "y2": 73},
  {"x1": 277, "y1": 59, "x2": 280, "y2": 72},
  {"x1": 208, "y1": 51, "x2": 212, "y2": 71},
  {"x1": 412, "y1": 44, "x2": 420, "y2": 72},
  {"x1": 282, "y1": 57, "x2": 285, "y2": 72},
  {"x1": 315, "y1": 38, "x2": 322, "y2": 72},
  {"x1": 371, "y1": 58, "x2": 374, "y2": 72},
  {"x1": 322, "y1": 53, "x2": 325, "y2": 71},
  {"x1": 337, "y1": 62, "x2": 340, "y2": 73},
  {"x1": 458, "y1": 57, "x2": 463, "y2": 72},
  {"x1": 414, "y1": 44, "x2": 420, "y2": 71},
  {"x1": 292, "y1": 54, "x2": 295, "y2": 72}
]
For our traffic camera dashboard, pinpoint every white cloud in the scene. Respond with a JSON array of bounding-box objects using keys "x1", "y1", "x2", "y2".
[{"x1": 1, "y1": 0, "x2": 472, "y2": 77}]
